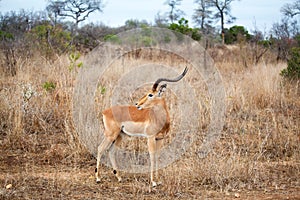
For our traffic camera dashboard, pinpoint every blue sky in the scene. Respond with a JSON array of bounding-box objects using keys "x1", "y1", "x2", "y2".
[{"x1": 0, "y1": 0, "x2": 294, "y2": 33}]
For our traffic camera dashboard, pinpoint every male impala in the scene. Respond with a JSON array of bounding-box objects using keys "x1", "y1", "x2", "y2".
[{"x1": 95, "y1": 67, "x2": 188, "y2": 187}]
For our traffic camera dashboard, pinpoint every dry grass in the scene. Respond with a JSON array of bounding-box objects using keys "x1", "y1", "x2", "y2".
[{"x1": 0, "y1": 47, "x2": 299, "y2": 199}]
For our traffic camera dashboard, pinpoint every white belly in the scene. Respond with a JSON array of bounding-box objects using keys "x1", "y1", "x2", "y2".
[{"x1": 121, "y1": 122, "x2": 148, "y2": 137}]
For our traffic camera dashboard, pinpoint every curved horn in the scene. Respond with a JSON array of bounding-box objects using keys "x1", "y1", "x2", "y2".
[{"x1": 152, "y1": 67, "x2": 188, "y2": 91}]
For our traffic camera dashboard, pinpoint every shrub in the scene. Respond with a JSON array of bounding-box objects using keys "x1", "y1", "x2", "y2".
[
  {"x1": 281, "y1": 47, "x2": 300, "y2": 80},
  {"x1": 168, "y1": 18, "x2": 201, "y2": 41},
  {"x1": 68, "y1": 52, "x2": 83, "y2": 71},
  {"x1": 27, "y1": 23, "x2": 72, "y2": 58},
  {"x1": 225, "y1": 25, "x2": 251, "y2": 44},
  {"x1": 104, "y1": 34, "x2": 121, "y2": 44},
  {"x1": 43, "y1": 81, "x2": 56, "y2": 92}
]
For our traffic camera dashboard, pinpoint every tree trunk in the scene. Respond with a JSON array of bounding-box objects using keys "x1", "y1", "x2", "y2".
[
  {"x1": 221, "y1": 12, "x2": 225, "y2": 45},
  {"x1": 201, "y1": 16, "x2": 205, "y2": 29},
  {"x1": 170, "y1": 6, "x2": 174, "y2": 23}
]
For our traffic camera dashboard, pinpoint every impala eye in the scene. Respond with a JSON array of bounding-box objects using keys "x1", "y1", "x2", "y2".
[{"x1": 148, "y1": 93, "x2": 153, "y2": 98}]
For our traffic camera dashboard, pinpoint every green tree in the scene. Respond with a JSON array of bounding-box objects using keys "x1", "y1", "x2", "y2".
[
  {"x1": 27, "y1": 22, "x2": 72, "y2": 58},
  {"x1": 281, "y1": 47, "x2": 300, "y2": 80},
  {"x1": 208, "y1": 0, "x2": 240, "y2": 44},
  {"x1": 278, "y1": 0, "x2": 300, "y2": 80},
  {"x1": 0, "y1": 10, "x2": 33, "y2": 76},
  {"x1": 224, "y1": 25, "x2": 250, "y2": 44},
  {"x1": 168, "y1": 18, "x2": 201, "y2": 41},
  {"x1": 124, "y1": 19, "x2": 149, "y2": 30}
]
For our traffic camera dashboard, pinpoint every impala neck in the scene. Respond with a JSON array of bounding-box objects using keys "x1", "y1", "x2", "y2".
[{"x1": 149, "y1": 99, "x2": 169, "y2": 124}]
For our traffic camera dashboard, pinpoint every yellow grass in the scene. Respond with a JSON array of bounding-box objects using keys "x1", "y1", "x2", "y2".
[{"x1": 0, "y1": 48, "x2": 299, "y2": 199}]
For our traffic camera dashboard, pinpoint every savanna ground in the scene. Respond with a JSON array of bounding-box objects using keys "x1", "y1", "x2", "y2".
[{"x1": 0, "y1": 44, "x2": 299, "y2": 199}]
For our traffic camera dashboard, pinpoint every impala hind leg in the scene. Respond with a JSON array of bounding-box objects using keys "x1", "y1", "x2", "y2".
[
  {"x1": 155, "y1": 137, "x2": 164, "y2": 185},
  {"x1": 109, "y1": 135, "x2": 122, "y2": 182},
  {"x1": 95, "y1": 136, "x2": 114, "y2": 183}
]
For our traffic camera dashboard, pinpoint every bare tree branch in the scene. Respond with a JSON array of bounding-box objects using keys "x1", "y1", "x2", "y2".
[
  {"x1": 207, "y1": 0, "x2": 240, "y2": 44},
  {"x1": 164, "y1": 0, "x2": 185, "y2": 23},
  {"x1": 281, "y1": 0, "x2": 300, "y2": 18},
  {"x1": 193, "y1": 0, "x2": 213, "y2": 30},
  {"x1": 46, "y1": 0, "x2": 104, "y2": 28}
]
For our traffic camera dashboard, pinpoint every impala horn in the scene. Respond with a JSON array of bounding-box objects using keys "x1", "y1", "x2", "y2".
[{"x1": 152, "y1": 67, "x2": 188, "y2": 91}]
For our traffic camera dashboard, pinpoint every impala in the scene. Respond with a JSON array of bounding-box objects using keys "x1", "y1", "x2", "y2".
[{"x1": 95, "y1": 67, "x2": 188, "y2": 187}]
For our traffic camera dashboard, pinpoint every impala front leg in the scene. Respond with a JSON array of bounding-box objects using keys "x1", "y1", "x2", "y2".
[
  {"x1": 148, "y1": 136, "x2": 157, "y2": 187},
  {"x1": 108, "y1": 135, "x2": 122, "y2": 182},
  {"x1": 155, "y1": 137, "x2": 164, "y2": 185}
]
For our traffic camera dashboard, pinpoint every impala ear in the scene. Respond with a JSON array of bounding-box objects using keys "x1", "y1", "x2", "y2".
[{"x1": 158, "y1": 84, "x2": 167, "y2": 96}]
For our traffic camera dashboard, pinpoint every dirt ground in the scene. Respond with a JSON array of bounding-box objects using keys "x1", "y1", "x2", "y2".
[{"x1": 0, "y1": 145, "x2": 299, "y2": 200}]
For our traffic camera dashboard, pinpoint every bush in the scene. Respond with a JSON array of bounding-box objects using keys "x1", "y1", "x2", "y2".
[
  {"x1": 168, "y1": 18, "x2": 201, "y2": 41},
  {"x1": 42, "y1": 81, "x2": 56, "y2": 92},
  {"x1": 224, "y1": 25, "x2": 251, "y2": 44},
  {"x1": 281, "y1": 47, "x2": 300, "y2": 80},
  {"x1": 27, "y1": 23, "x2": 72, "y2": 58}
]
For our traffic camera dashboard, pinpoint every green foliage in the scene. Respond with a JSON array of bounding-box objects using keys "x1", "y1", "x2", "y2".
[
  {"x1": 281, "y1": 47, "x2": 300, "y2": 80},
  {"x1": 42, "y1": 81, "x2": 56, "y2": 92},
  {"x1": 258, "y1": 39, "x2": 272, "y2": 48},
  {"x1": 168, "y1": 18, "x2": 201, "y2": 41},
  {"x1": 164, "y1": 35, "x2": 172, "y2": 43},
  {"x1": 141, "y1": 36, "x2": 154, "y2": 47},
  {"x1": 27, "y1": 23, "x2": 72, "y2": 58},
  {"x1": 0, "y1": 30, "x2": 14, "y2": 40},
  {"x1": 104, "y1": 34, "x2": 121, "y2": 44},
  {"x1": 295, "y1": 34, "x2": 300, "y2": 46},
  {"x1": 124, "y1": 19, "x2": 149, "y2": 29},
  {"x1": 68, "y1": 52, "x2": 83, "y2": 71},
  {"x1": 32, "y1": 24, "x2": 51, "y2": 38},
  {"x1": 225, "y1": 25, "x2": 251, "y2": 44},
  {"x1": 141, "y1": 25, "x2": 152, "y2": 37},
  {"x1": 97, "y1": 85, "x2": 106, "y2": 95},
  {"x1": 140, "y1": 25, "x2": 155, "y2": 46}
]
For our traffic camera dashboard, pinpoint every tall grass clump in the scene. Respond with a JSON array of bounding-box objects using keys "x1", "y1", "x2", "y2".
[{"x1": 0, "y1": 54, "x2": 88, "y2": 164}]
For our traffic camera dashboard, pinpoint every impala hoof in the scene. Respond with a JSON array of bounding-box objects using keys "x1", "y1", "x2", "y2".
[
  {"x1": 96, "y1": 178, "x2": 101, "y2": 184},
  {"x1": 152, "y1": 181, "x2": 157, "y2": 187},
  {"x1": 152, "y1": 181, "x2": 162, "y2": 187}
]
